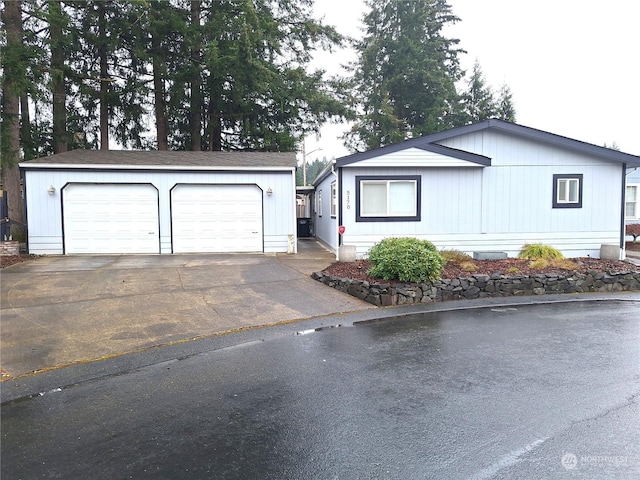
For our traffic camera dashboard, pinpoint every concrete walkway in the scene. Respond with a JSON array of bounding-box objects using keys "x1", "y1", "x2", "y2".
[{"x1": 0, "y1": 240, "x2": 373, "y2": 379}]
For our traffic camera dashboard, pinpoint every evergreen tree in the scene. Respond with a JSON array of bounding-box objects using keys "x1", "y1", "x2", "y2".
[
  {"x1": 461, "y1": 60, "x2": 497, "y2": 123},
  {"x1": 496, "y1": 83, "x2": 516, "y2": 122},
  {"x1": 346, "y1": 0, "x2": 464, "y2": 152},
  {"x1": 296, "y1": 157, "x2": 329, "y2": 186},
  {"x1": 3, "y1": 0, "x2": 352, "y2": 154}
]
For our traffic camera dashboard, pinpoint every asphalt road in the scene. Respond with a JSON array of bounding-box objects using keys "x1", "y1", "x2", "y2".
[{"x1": 2, "y1": 300, "x2": 639, "y2": 479}]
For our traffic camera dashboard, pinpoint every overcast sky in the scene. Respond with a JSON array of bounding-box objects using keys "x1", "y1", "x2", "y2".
[{"x1": 304, "y1": 0, "x2": 640, "y2": 162}]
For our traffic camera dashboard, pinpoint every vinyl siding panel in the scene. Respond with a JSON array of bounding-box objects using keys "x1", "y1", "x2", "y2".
[
  {"x1": 312, "y1": 173, "x2": 337, "y2": 252},
  {"x1": 339, "y1": 166, "x2": 483, "y2": 246},
  {"x1": 344, "y1": 231, "x2": 620, "y2": 259}
]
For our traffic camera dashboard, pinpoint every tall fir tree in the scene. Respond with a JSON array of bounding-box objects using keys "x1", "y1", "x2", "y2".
[
  {"x1": 346, "y1": 0, "x2": 464, "y2": 152},
  {"x1": 461, "y1": 60, "x2": 497, "y2": 123},
  {"x1": 496, "y1": 83, "x2": 516, "y2": 122}
]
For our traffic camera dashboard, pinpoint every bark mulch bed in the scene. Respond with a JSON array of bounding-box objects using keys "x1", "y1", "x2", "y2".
[
  {"x1": 323, "y1": 249, "x2": 640, "y2": 284},
  {"x1": 1, "y1": 242, "x2": 639, "y2": 271},
  {"x1": 1, "y1": 255, "x2": 39, "y2": 269}
]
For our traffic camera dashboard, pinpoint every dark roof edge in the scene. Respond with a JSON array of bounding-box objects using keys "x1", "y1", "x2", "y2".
[
  {"x1": 415, "y1": 143, "x2": 491, "y2": 166},
  {"x1": 332, "y1": 119, "x2": 640, "y2": 168}
]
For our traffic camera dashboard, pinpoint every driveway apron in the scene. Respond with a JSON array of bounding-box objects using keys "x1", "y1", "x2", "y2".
[{"x1": 0, "y1": 240, "x2": 373, "y2": 378}]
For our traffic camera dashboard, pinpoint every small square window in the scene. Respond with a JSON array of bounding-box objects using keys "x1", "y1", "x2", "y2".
[{"x1": 553, "y1": 174, "x2": 583, "y2": 208}]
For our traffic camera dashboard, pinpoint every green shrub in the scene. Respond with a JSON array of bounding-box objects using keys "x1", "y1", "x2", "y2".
[
  {"x1": 440, "y1": 249, "x2": 474, "y2": 266},
  {"x1": 367, "y1": 237, "x2": 445, "y2": 283},
  {"x1": 518, "y1": 243, "x2": 564, "y2": 260}
]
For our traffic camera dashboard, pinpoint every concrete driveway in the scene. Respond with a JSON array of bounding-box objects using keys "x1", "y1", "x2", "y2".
[{"x1": 0, "y1": 240, "x2": 373, "y2": 378}]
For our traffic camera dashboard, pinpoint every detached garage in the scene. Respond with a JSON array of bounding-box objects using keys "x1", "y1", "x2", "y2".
[{"x1": 20, "y1": 150, "x2": 297, "y2": 255}]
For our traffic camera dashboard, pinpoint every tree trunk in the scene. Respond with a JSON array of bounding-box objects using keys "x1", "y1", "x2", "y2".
[
  {"x1": 189, "y1": 0, "x2": 202, "y2": 150},
  {"x1": 98, "y1": 1, "x2": 109, "y2": 150},
  {"x1": 151, "y1": 6, "x2": 168, "y2": 151},
  {"x1": 49, "y1": 0, "x2": 67, "y2": 153},
  {"x1": 206, "y1": 101, "x2": 222, "y2": 151},
  {"x1": 1, "y1": 0, "x2": 26, "y2": 236},
  {"x1": 21, "y1": 93, "x2": 35, "y2": 160}
]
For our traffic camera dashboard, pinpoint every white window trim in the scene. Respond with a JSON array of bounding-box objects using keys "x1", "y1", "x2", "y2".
[
  {"x1": 626, "y1": 183, "x2": 640, "y2": 220},
  {"x1": 356, "y1": 175, "x2": 421, "y2": 222},
  {"x1": 316, "y1": 189, "x2": 323, "y2": 217},
  {"x1": 556, "y1": 178, "x2": 579, "y2": 204}
]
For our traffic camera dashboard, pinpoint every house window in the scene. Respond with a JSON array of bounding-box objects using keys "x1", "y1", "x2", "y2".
[
  {"x1": 316, "y1": 189, "x2": 322, "y2": 217},
  {"x1": 627, "y1": 184, "x2": 639, "y2": 219},
  {"x1": 330, "y1": 181, "x2": 337, "y2": 217},
  {"x1": 356, "y1": 175, "x2": 421, "y2": 222},
  {"x1": 552, "y1": 174, "x2": 583, "y2": 208}
]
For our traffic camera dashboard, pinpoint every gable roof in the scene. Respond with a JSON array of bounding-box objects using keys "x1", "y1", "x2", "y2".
[
  {"x1": 329, "y1": 119, "x2": 640, "y2": 172},
  {"x1": 19, "y1": 150, "x2": 297, "y2": 170},
  {"x1": 424, "y1": 119, "x2": 640, "y2": 167},
  {"x1": 335, "y1": 139, "x2": 491, "y2": 168}
]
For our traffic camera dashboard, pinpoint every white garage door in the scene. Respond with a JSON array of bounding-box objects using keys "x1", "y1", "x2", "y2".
[
  {"x1": 171, "y1": 184, "x2": 263, "y2": 253},
  {"x1": 63, "y1": 183, "x2": 160, "y2": 254}
]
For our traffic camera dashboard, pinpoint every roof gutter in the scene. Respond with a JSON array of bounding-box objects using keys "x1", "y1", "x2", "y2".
[
  {"x1": 18, "y1": 163, "x2": 295, "y2": 172},
  {"x1": 620, "y1": 163, "x2": 629, "y2": 255},
  {"x1": 333, "y1": 162, "x2": 340, "y2": 261}
]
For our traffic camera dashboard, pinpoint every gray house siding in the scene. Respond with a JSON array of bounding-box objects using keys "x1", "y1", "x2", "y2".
[
  {"x1": 322, "y1": 122, "x2": 636, "y2": 259},
  {"x1": 313, "y1": 171, "x2": 338, "y2": 252}
]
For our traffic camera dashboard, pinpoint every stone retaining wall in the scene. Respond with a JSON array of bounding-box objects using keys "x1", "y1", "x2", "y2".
[{"x1": 312, "y1": 270, "x2": 640, "y2": 306}]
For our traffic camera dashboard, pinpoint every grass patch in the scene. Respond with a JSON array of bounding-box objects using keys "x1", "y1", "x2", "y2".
[{"x1": 440, "y1": 249, "x2": 474, "y2": 266}]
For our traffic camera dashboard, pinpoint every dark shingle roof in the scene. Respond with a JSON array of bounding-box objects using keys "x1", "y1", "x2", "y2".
[{"x1": 20, "y1": 150, "x2": 297, "y2": 169}]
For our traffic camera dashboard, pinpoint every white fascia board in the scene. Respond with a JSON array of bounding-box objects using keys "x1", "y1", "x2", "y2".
[{"x1": 19, "y1": 163, "x2": 296, "y2": 172}]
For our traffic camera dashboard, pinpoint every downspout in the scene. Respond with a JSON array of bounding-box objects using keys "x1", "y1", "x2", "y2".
[
  {"x1": 622, "y1": 166, "x2": 638, "y2": 257},
  {"x1": 332, "y1": 162, "x2": 340, "y2": 261}
]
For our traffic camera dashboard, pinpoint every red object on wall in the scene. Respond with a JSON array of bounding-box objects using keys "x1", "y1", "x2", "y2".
[{"x1": 338, "y1": 225, "x2": 345, "y2": 235}]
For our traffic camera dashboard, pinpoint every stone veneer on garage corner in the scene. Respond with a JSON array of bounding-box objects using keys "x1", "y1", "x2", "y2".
[{"x1": 311, "y1": 270, "x2": 640, "y2": 307}]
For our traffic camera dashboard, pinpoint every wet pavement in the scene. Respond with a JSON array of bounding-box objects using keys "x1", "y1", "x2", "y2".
[
  {"x1": 0, "y1": 240, "x2": 372, "y2": 378},
  {"x1": 2, "y1": 299, "x2": 639, "y2": 479}
]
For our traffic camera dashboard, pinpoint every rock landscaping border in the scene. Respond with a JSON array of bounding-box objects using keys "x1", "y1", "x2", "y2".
[{"x1": 312, "y1": 270, "x2": 640, "y2": 306}]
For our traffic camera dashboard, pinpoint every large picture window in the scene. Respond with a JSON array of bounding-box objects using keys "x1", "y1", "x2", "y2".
[
  {"x1": 356, "y1": 175, "x2": 421, "y2": 222},
  {"x1": 552, "y1": 174, "x2": 583, "y2": 208}
]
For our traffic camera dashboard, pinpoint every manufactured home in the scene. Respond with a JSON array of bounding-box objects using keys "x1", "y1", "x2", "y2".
[{"x1": 313, "y1": 119, "x2": 640, "y2": 260}]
